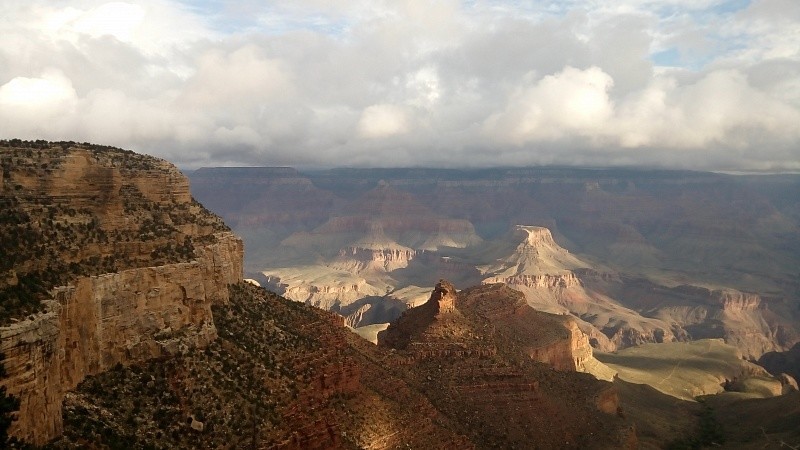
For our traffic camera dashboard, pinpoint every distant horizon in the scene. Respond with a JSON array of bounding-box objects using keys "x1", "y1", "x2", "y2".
[
  {"x1": 185, "y1": 163, "x2": 800, "y2": 176},
  {"x1": 5, "y1": 137, "x2": 800, "y2": 175}
]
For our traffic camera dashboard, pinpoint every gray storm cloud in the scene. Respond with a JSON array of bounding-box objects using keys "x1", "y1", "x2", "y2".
[{"x1": 0, "y1": 0, "x2": 799, "y2": 171}]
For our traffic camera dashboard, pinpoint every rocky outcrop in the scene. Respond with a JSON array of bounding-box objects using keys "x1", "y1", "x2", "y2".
[
  {"x1": 429, "y1": 279, "x2": 457, "y2": 314},
  {"x1": 380, "y1": 281, "x2": 613, "y2": 380},
  {"x1": 377, "y1": 280, "x2": 461, "y2": 351},
  {"x1": 378, "y1": 280, "x2": 634, "y2": 448}
]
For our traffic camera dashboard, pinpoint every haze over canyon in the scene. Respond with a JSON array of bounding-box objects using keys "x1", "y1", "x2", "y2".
[{"x1": 190, "y1": 166, "x2": 800, "y2": 363}]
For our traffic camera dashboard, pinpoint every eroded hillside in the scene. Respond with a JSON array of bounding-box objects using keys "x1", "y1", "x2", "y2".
[
  {"x1": 50, "y1": 283, "x2": 473, "y2": 449},
  {"x1": 50, "y1": 282, "x2": 636, "y2": 449}
]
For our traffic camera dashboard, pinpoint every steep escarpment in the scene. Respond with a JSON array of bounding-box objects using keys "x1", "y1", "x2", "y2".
[
  {"x1": 588, "y1": 277, "x2": 798, "y2": 360},
  {"x1": 0, "y1": 141, "x2": 243, "y2": 445},
  {"x1": 187, "y1": 166, "x2": 335, "y2": 231}
]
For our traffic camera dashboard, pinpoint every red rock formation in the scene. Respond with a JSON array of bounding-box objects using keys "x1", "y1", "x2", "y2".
[
  {"x1": 430, "y1": 279, "x2": 456, "y2": 314},
  {"x1": 378, "y1": 280, "x2": 635, "y2": 448},
  {"x1": 377, "y1": 280, "x2": 462, "y2": 351}
]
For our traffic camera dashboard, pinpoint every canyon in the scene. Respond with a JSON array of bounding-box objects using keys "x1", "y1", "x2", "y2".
[
  {"x1": 2, "y1": 141, "x2": 799, "y2": 448},
  {"x1": 0, "y1": 141, "x2": 638, "y2": 448},
  {"x1": 190, "y1": 166, "x2": 800, "y2": 362}
]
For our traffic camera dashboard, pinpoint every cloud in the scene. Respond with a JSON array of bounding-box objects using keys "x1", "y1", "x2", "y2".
[
  {"x1": 0, "y1": 70, "x2": 78, "y2": 135},
  {"x1": 0, "y1": 70, "x2": 77, "y2": 108},
  {"x1": 484, "y1": 66, "x2": 615, "y2": 143},
  {"x1": 358, "y1": 104, "x2": 409, "y2": 138},
  {"x1": 0, "y1": 0, "x2": 798, "y2": 171},
  {"x1": 180, "y1": 45, "x2": 295, "y2": 109}
]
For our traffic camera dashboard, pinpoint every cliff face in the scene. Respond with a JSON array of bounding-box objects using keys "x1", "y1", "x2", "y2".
[
  {"x1": 527, "y1": 318, "x2": 593, "y2": 372},
  {"x1": 0, "y1": 142, "x2": 243, "y2": 445},
  {"x1": 333, "y1": 246, "x2": 418, "y2": 273},
  {"x1": 485, "y1": 272, "x2": 582, "y2": 289}
]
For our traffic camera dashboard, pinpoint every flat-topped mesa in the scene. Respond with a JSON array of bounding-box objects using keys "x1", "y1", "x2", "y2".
[{"x1": 514, "y1": 225, "x2": 560, "y2": 248}]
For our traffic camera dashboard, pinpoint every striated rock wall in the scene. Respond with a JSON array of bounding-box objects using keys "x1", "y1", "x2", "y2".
[
  {"x1": 335, "y1": 246, "x2": 417, "y2": 273},
  {"x1": 527, "y1": 317, "x2": 593, "y2": 372},
  {"x1": 485, "y1": 272, "x2": 581, "y2": 289},
  {"x1": 0, "y1": 232, "x2": 242, "y2": 444},
  {"x1": 195, "y1": 232, "x2": 244, "y2": 305}
]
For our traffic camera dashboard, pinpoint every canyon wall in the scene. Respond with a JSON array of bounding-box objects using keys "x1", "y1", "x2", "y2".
[{"x1": 0, "y1": 142, "x2": 243, "y2": 445}]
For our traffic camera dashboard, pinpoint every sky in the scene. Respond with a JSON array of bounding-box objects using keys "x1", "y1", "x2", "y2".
[{"x1": 0, "y1": 0, "x2": 799, "y2": 171}]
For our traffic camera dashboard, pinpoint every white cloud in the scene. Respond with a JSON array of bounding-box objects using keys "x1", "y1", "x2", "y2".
[
  {"x1": 0, "y1": 70, "x2": 77, "y2": 108},
  {"x1": 0, "y1": 70, "x2": 78, "y2": 138},
  {"x1": 68, "y1": 2, "x2": 147, "y2": 42},
  {"x1": 357, "y1": 104, "x2": 409, "y2": 138},
  {"x1": 484, "y1": 66, "x2": 615, "y2": 144},
  {"x1": 179, "y1": 45, "x2": 295, "y2": 108},
  {"x1": 0, "y1": 0, "x2": 798, "y2": 171}
]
